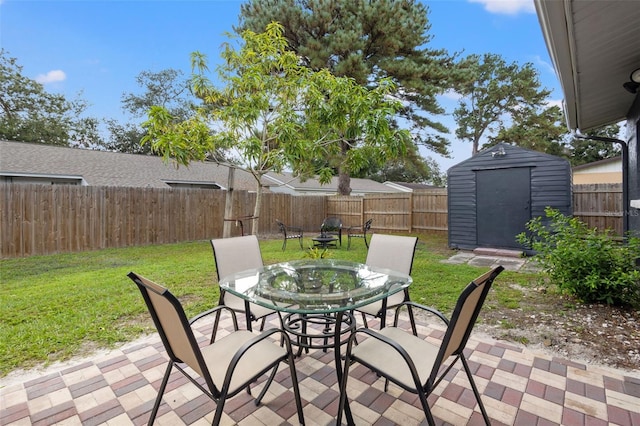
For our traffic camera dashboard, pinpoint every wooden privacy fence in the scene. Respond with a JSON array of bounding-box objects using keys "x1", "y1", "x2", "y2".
[
  {"x1": 572, "y1": 183, "x2": 623, "y2": 236},
  {"x1": 0, "y1": 183, "x2": 623, "y2": 258},
  {"x1": 327, "y1": 190, "x2": 449, "y2": 234},
  {"x1": 0, "y1": 184, "x2": 327, "y2": 258}
]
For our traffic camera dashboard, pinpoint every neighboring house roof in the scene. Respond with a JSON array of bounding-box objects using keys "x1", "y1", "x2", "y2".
[
  {"x1": 535, "y1": 0, "x2": 640, "y2": 131},
  {"x1": 0, "y1": 140, "x2": 257, "y2": 190},
  {"x1": 263, "y1": 171, "x2": 400, "y2": 195},
  {"x1": 382, "y1": 182, "x2": 442, "y2": 192},
  {"x1": 572, "y1": 156, "x2": 622, "y2": 172},
  {"x1": 572, "y1": 156, "x2": 622, "y2": 184}
]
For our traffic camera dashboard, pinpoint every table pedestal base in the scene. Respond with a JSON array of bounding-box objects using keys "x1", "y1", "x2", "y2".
[{"x1": 282, "y1": 312, "x2": 355, "y2": 357}]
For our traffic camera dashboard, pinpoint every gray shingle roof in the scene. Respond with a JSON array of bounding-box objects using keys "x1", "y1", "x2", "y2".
[
  {"x1": 263, "y1": 171, "x2": 400, "y2": 195},
  {"x1": 0, "y1": 140, "x2": 257, "y2": 190}
]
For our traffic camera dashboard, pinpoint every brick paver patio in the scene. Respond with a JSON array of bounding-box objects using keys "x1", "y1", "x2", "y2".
[{"x1": 2, "y1": 311, "x2": 639, "y2": 425}]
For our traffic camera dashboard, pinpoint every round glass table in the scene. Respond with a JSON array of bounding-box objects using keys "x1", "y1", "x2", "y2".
[
  {"x1": 218, "y1": 259, "x2": 412, "y2": 314},
  {"x1": 219, "y1": 259, "x2": 412, "y2": 425}
]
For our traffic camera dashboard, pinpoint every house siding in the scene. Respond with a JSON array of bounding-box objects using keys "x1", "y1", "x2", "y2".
[{"x1": 627, "y1": 95, "x2": 640, "y2": 236}]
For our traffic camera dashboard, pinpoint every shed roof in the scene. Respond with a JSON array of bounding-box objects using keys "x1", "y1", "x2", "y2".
[{"x1": 449, "y1": 143, "x2": 569, "y2": 171}]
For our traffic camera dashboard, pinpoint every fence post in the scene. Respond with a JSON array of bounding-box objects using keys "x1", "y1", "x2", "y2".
[{"x1": 409, "y1": 193, "x2": 414, "y2": 233}]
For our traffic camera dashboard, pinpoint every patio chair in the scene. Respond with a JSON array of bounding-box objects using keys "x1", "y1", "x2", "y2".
[
  {"x1": 127, "y1": 272, "x2": 305, "y2": 426},
  {"x1": 275, "y1": 219, "x2": 304, "y2": 251},
  {"x1": 347, "y1": 218, "x2": 373, "y2": 250},
  {"x1": 210, "y1": 235, "x2": 279, "y2": 342},
  {"x1": 320, "y1": 216, "x2": 343, "y2": 246},
  {"x1": 355, "y1": 234, "x2": 418, "y2": 331},
  {"x1": 337, "y1": 266, "x2": 504, "y2": 426}
]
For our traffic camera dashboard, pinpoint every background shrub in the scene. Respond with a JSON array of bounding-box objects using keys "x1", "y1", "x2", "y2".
[{"x1": 518, "y1": 207, "x2": 640, "y2": 307}]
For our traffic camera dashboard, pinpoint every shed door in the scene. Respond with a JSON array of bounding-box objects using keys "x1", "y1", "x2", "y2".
[{"x1": 476, "y1": 168, "x2": 531, "y2": 249}]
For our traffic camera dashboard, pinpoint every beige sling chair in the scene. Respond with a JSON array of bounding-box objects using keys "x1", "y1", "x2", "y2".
[
  {"x1": 128, "y1": 272, "x2": 305, "y2": 425},
  {"x1": 337, "y1": 266, "x2": 504, "y2": 426},
  {"x1": 210, "y1": 235, "x2": 280, "y2": 342},
  {"x1": 354, "y1": 234, "x2": 419, "y2": 332}
]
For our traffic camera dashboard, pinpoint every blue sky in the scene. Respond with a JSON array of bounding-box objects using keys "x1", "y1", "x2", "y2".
[{"x1": 1, "y1": 0, "x2": 561, "y2": 172}]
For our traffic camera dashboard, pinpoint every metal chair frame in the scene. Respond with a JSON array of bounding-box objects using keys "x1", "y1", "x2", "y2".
[
  {"x1": 275, "y1": 219, "x2": 304, "y2": 251},
  {"x1": 320, "y1": 216, "x2": 343, "y2": 246},
  {"x1": 128, "y1": 272, "x2": 305, "y2": 426},
  {"x1": 347, "y1": 218, "x2": 373, "y2": 250},
  {"x1": 337, "y1": 266, "x2": 504, "y2": 426}
]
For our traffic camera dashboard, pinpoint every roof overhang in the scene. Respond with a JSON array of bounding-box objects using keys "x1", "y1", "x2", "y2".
[{"x1": 534, "y1": 0, "x2": 640, "y2": 132}]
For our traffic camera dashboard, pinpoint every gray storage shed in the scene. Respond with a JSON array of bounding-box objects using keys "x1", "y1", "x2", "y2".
[{"x1": 447, "y1": 143, "x2": 572, "y2": 253}]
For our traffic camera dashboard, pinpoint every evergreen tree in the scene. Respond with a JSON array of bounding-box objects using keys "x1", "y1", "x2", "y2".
[
  {"x1": 489, "y1": 105, "x2": 568, "y2": 157},
  {"x1": 238, "y1": 0, "x2": 463, "y2": 193},
  {"x1": 453, "y1": 53, "x2": 550, "y2": 155},
  {"x1": 355, "y1": 144, "x2": 445, "y2": 186},
  {"x1": 568, "y1": 124, "x2": 621, "y2": 166}
]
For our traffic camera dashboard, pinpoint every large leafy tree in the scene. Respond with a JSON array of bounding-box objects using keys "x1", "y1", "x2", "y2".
[
  {"x1": 0, "y1": 49, "x2": 100, "y2": 147},
  {"x1": 488, "y1": 103, "x2": 621, "y2": 165},
  {"x1": 453, "y1": 53, "x2": 550, "y2": 155},
  {"x1": 238, "y1": 0, "x2": 464, "y2": 192},
  {"x1": 104, "y1": 69, "x2": 196, "y2": 154},
  {"x1": 143, "y1": 23, "x2": 409, "y2": 234},
  {"x1": 302, "y1": 73, "x2": 410, "y2": 195}
]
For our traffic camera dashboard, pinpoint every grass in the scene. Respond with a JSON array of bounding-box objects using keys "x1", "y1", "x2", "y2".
[{"x1": 0, "y1": 233, "x2": 539, "y2": 378}]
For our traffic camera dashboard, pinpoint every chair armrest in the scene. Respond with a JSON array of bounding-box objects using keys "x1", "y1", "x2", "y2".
[
  {"x1": 395, "y1": 301, "x2": 450, "y2": 326},
  {"x1": 189, "y1": 304, "x2": 239, "y2": 330}
]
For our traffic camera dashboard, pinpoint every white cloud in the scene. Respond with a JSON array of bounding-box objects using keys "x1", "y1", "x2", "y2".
[
  {"x1": 532, "y1": 54, "x2": 556, "y2": 75},
  {"x1": 468, "y1": 0, "x2": 536, "y2": 15},
  {"x1": 35, "y1": 70, "x2": 66, "y2": 84},
  {"x1": 441, "y1": 89, "x2": 463, "y2": 101},
  {"x1": 545, "y1": 98, "x2": 564, "y2": 110}
]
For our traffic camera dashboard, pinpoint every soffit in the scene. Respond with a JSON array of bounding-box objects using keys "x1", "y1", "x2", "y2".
[{"x1": 535, "y1": 0, "x2": 640, "y2": 131}]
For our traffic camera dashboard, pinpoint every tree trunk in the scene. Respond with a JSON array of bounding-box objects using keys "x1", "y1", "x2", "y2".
[
  {"x1": 252, "y1": 181, "x2": 263, "y2": 235},
  {"x1": 338, "y1": 169, "x2": 351, "y2": 195},
  {"x1": 472, "y1": 137, "x2": 480, "y2": 155},
  {"x1": 338, "y1": 140, "x2": 352, "y2": 195},
  {"x1": 222, "y1": 167, "x2": 235, "y2": 238}
]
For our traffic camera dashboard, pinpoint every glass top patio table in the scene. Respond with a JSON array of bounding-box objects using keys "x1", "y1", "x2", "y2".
[
  {"x1": 219, "y1": 259, "x2": 412, "y2": 425},
  {"x1": 218, "y1": 259, "x2": 412, "y2": 314}
]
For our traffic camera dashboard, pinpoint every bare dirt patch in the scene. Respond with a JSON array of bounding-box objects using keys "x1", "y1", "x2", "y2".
[{"x1": 477, "y1": 284, "x2": 640, "y2": 372}]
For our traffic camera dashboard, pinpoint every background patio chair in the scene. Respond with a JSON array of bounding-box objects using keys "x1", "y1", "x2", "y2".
[
  {"x1": 355, "y1": 234, "x2": 418, "y2": 331},
  {"x1": 337, "y1": 266, "x2": 504, "y2": 426},
  {"x1": 275, "y1": 219, "x2": 304, "y2": 251},
  {"x1": 127, "y1": 272, "x2": 305, "y2": 426},
  {"x1": 210, "y1": 235, "x2": 279, "y2": 342},
  {"x1": 320, "y1": 216, "x2": 343, "y2": 246},
  {"x1": 347, "y1": 218, "x2": 373, "y2": 250}
]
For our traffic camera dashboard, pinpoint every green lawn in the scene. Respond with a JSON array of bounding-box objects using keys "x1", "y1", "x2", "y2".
[{"x1": 0, "y1": 233, "x2": 538, "y2": 377}]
